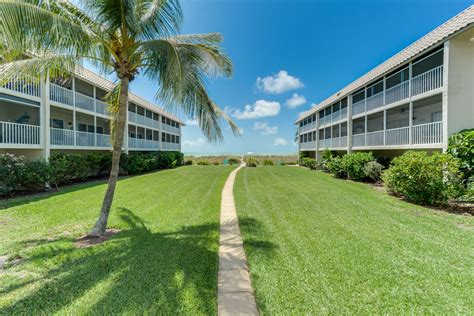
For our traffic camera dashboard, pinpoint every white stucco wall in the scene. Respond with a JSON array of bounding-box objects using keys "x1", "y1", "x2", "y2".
[{"x1": 447, "y1": 28, "x2": 474, "y2": 135}]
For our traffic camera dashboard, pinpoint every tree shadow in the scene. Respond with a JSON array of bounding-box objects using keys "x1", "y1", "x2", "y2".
[{"x1": 1, "y1": 208, "x2": 220, "y2": 314}]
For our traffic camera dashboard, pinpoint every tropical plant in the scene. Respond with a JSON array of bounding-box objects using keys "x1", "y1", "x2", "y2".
[
  {"x1": 0, "y1": 0, "x2": 238, "y2": 236},
  {"x1": 447, "y1": 129, "x2": 473, "y2": 179}
]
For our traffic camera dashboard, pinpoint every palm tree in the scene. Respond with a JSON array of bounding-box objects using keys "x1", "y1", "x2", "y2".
[{"x1": 0, "y1": 0, "x2": 238, "y2": 236}]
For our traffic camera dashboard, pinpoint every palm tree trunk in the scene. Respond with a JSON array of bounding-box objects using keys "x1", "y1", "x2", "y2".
[{"x1": 90, "y1": 77, "x2": 130, "y2": 237}]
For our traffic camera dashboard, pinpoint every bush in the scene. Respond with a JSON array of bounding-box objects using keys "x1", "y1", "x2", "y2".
[
  {"x1": 213, "y1": 161, "x2": 220, "y2": 165},
  {"x1": 197, "y1": 160, "x2": 211, "y2": 165},
  {"x1": 21, "y1": 160, "x2": 51, "y2": 191},
  {"x1": 363, "y1": 161, "x2": 384, "y2": 182},
  {"x1": 228, "y1": 158, "x2": 240, "y2": 165},
  {"x1": 246, "y1": 158, "x2": 258, "y2": 167},
  {"x1": 383, "y1": 151, "x2": 462, "y2": 205},
  {"x1": 0, "y1": 154, "x2": 26, "y2": 195},
  {"x1": 302, "y1": 157, "x2": 317, "y2": 170},
  {"x1": 184, "y1": 160, "x2": 193, "y2": 166},
  {"x1": 327, "y1": 152, "x2": 374, "y2": 180},
  {"x1": 263, "y1": 159, "x2": 274, "y2": 166},
  {"x1": 447, "y1": 129, "x2": 473, "y2": 179},
  {"x1": 326, "y1": 157, "x2": 346, "y2": 178}
]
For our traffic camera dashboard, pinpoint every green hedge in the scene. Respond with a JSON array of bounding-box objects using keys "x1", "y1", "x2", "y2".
[
  {"x1": 0, "y1": 151, "x2": 183, "y2": 196},
  {"x1": 383, "y1": 151, "x2": 462, "y2": 205},
  {"x1": 327, "y1": 152, "x2": 376, "y2": 180}
]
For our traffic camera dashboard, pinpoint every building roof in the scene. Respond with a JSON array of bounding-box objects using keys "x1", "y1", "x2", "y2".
[
  {"x1": 296, "y1": 5, "x2": 474, "y2": 124},
  {"x1": 74, "y1": 66, "x2": 184, "y2": 125}
]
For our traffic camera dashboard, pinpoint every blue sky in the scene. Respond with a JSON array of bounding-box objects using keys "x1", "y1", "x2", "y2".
[{"x1": 125, "y1": 0, "x2": 472, "y2": 155}]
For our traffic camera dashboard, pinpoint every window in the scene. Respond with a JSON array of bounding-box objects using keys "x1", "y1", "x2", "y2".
[
  {"x1": 162, "y1": 133, "x2": 166, "y2": 142},
  {"x1": 412, "y1": 49, "x2": 443, "y2": 77},
  {"x1": 341, "y1": 98, "x2": 348, "y2": 109},
  {"x1": 96, "y1": 126, "x2": 104, "y2": 134},
  {"x1": 78, "y1": 123, "x2": 87, "y2": 132},
  {"x1": 352, "y1": 90, "x2": 365, "y2": 104},
  {"x1": 87, "y1": 125, "x2": 95, "y2": 133},
  {"x1": 319, "y1": 111, "x2": 324, "y2": 119},
  {"x1": 341, "y1": 122, "x2": 348, "y2": 137},
  {"x1": 300, "y1": 135, "x2": 303, "y2": 143},
  {"x1": 166, "y1": 133, "x2": 171, "y2": 142},
  {"x1": 325, "y1": 127, "x2": 331, "y2": 139},
  {"x1": 162, "y1": 116, "x2": 166, "y2": 123},
  {"x1": 366, "y1": 80, "x2": 383, "y2": 97},
  {"x1": 332, "y1": 125, "x2": 339, "y2": 138},
  {"x1": 319, "y1": 129, "x2": 324, "y2": 140},
  {"x1": 153, "y1": 113, "x2": 159, "y2": 121},
  {"x1": 51, "y1": 119, "x2": 64, "y2": 129},
  {"x1": 386, "y1": 104, "x2": 409, "y2": 129},
  {"x1": 176, "y1": 135, "x2": 180, "y2": 143},
  {"x1": 352, "y1": 117, "x2": 365, "y2": 134},
  {"x1": 386, "y1": 67, "x2": 409, "y2": 89}
]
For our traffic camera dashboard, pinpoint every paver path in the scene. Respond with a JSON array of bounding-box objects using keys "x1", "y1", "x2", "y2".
[{"x1": 217, "y1": 165, "x2": 258, "y2": 316}]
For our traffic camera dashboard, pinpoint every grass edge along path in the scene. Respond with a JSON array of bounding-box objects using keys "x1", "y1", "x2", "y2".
[{"x1": 234, "y1": 166, "x2": 474, "y2": 314}]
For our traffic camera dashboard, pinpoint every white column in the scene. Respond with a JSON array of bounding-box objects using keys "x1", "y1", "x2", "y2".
[
  {"x1": 408, "y1": 62, "x2": 412, "y2": 98},
  {"x1": 364, "y1": 115, "x2": 368, "y2": 146},
  {"x1": 40, "y1": 73, "x2": 51, "y2": 160},
  {"x1": 72, "y1": 78, "x2": 76, "y2": 146},
  {"x1": 409, "y1": 101, "x2": 413, "y2": 145},
  {"x1": 383, "y1": 110, "x2": 387, "y2": 146},
  {"x1": 94, "y1": 115, "x2": 97, "y2": 147},
  {"x1": 347, "y1": 96, "x2": 353, "y2": 153},
  {"x1": 441, "y1": 41, "x2": 450, "y2": 152},
  {"x1": 159, "y1": 114, "x2": 163, "y2": 151}
]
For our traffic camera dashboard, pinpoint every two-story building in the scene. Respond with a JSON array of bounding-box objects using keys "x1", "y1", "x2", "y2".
[
  {"x1": 296, "y1": 5, "x2": 473, "y2": 159},
  {"x1": 0, "y1": 66, "x2": 183, "y2": 160}
]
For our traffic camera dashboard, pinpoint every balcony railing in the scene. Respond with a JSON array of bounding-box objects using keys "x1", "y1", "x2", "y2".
[
  {"x1": 96, "y1": 133, "x2": 111, "y2": 147},
  {"x1": 412, "y1": 121, "x2": 442, "y2": 145},
  {"x1": 162, "y1": 124, "x2": 180, "y2": 134},
  {"x1": 50, "y1": 84, "x2": 74, "y2": 106},
  {"x1": 96, "y1": 100, "x2": 108, "y2": 115},
  {"x1": 340, "y1": 108, "x2": 347, "y2": 120},
  {"x1": 366, "y1": 92, "x2": 384, "y2": 112},
  {"x1": 352, "y1": 100, "x2": 365, "y2": 116},
  {"x1": 319, "y1": 139, "x2": 330, "y2": 149},
  {"x1": 300, "y1": 121, "x2": 316, "y2": 133},
  {"x1": 128, "y1": 137, "x2": 160, "y2": 150},
  {"x1": 352, "y1": 134, "x2": 365, "y2": 147},
  {"x1": 300, "y1": 141, "x2": 316, "y2": 150},
  {"x1": 385, "y1": 81, "x2": 409, "y2": 105},
  {"x1": 411, "y1": 66, "x2": 443, "y2": 96},
  {"x1": 128, "y1": 112, "x2": 161, "y2": 130},
  {"x1": 75, "y1": 92, "x2": 95, "y2": 112},
  {"x1": 76, "y1": 131, "x2": 95, "y2": 147},
  {"x1": 0, "y1": 121, "x2": 40, "y2": 145},
  {"x1": 366, "y1": 130, "x2": 384, "y2": 146},
  {"x1": 385, "y1": 126, "x2": 409, "y2": 145},
  {"x1": 50, "y1": 128, "x2": 75, "y2": 146},
  {"x1": 2, "y1": 74, "x2": 41, "y2": 97},
  {"x1": 162, "y1": 142, "x2": 180, "y2": 151}
]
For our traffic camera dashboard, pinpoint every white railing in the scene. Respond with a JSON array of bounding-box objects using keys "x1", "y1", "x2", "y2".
[
  {"x1": 385, "y1": 81, "x2": 409, "y2": 105},
  {"x1": 162, "y1": 124, "x2": 180, "y2": 134},
  {"x1": 75, "y1": 92, "x2": 95, "y2": 112},
  {"x1": 50, "y1": 84, "x2": 74, "y2": 106},
  {"x1": 340, "y1": 136, "x2": 348, "y2": 147},
  {"x1": 162, "y1": 142, "x2": 180, "y2": 151},
  {"x1": 411, "y1": 65, "x2": 443, "y2": 96},
  {"x1": 128, "y1": 112, "x2": 161, "y2": 130},
  {"x1": 76, "y1": 131, "x2": 95, "y2": 147},
  {"x1": 300, "y1": 122, "x2": 316, "y2": 133},
  {"x1": 96, "y1": 133, "x2": 111, "y2": 147},
  {"x1": 330, "y1": 137, "x2": 340, "y2": 148},
  {"x1": 2, "y1": 74, "x2": 41, "y2": 97},
  {"x1": 385, "y1": 126, "x2": 409, "y2": 145},
  {"x1": 412, "y1": 121, "x2": 442, "y2": 145},
  {"x1": 0, "y1": 121, "x2": 40, "y2": 145},
  {"x1": 319, "y1": 139, "x2": 330, "y2": 149},
  {"x1": 366, "y1": 130, "x2": 384, "y2": 146},
  {"x1": 96, "y1": 100, "x2": 108, "y2": 115},
  {"x1": 50, "y1": 128, "x2": 74, "y2": 146},
  {"x1": 319, "y1": 116, "x2": 326, "y2": 126},
  {"x1": 352, "y1": 100, "x2": 365, "y2": 116},
  {"x1": 300, "y1": 141, "x2": 316, "y2": 150},
  {"x1": 331, "y1": 110, "x2": 340, "y2": 123},
  {"x1": 365, "y1": 92, "x2": 384, "y2": 112},
  {"x1": 339, "y1": 108, "x2": 347, "y2": 120},
  {"x1": 352, "y1": 134, "x2": 365, "y2": 147}
]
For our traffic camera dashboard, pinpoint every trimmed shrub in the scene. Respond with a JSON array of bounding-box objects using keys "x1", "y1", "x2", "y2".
[
  {"x1": 21, "y1": 160, "x2": 51, "y2": 191},
  {"x1": 213, "y1": 161, "x2": 220, "y2": 165},
  {"x1": 184, "y1": 160, "x2": 193, "y2": 166},
  {"x1": 0, "y1": 154, "x2": 26, "y2": 195},
  {"x1": 302, "y1": 157, "x2": 317, "y2": 170},
  {"x1": 263, "y1": 159, "x2": 274, "y2": 166},
  {"x1": 326, "y1": 157, "x2": 346, "y2": 178},
  {"x1": 197, "y1": 160, "x2": 211, "y2": 165},
  {"x1": 228, "y1": 158, "x2": 240, "y2": 165},
  {"x1": 326, "y1": 152, "x2": 375, "y2": 180},
  {"x1": 383, "y1": 151, "x2": 462, "y2": 205},
  {"x1": 363, "y1": 161, "x2": 384, "y2": 182},
  {"x1": 246, "y1": 158, "x2": 258, "y2": 167}
]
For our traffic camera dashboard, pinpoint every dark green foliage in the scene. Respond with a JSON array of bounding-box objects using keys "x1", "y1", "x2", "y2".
[
  {"x1": 0, "y1": 151, "x2": 182, "y2": 196},
  {"x1": 301, "y1": 157, "x2": 317, "y2": 169},
  {"x1": 363, "y1": 161, "x2": 384, "y2": 182},
  {"x1": 262, "y1": 159, "x2": 274, "y2": 166},
  {"x1": 197, "y1": 160, "x2": 211, "y2": 165},
  {"x1": 246, "y1": 158, "x2": 258, "y2": 167},
  {"x1": 447, "y1": 129, "x2": 473, "y2": 179},
  {"x1": 327, "y1": 152, "x2": 375, "y2": 180},
  {"x1": 383, "y1": 151, "x2": 462, "y2": 205},
  {"x1": 184, "y1": 160, "x2": 193, "y2": 165},
  {"x1": 213, "y1": 161, "x2": 220, "y2": 165},
  {"x1": 228, "y1": 158, "x2": 240, "y2": 165}
]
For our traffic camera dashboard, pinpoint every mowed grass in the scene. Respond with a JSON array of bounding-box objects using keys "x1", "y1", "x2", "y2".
[
  {"x1": 0, "y1": 166, "x2": 234, "y2": 314},
  {"x1": 234, "y1": 166, "x2": 474, "y2": 314}
]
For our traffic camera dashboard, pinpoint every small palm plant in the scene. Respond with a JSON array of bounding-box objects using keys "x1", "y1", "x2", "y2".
[{"x1": 0, "y1": 0, "x2": 238, "y2": 236}]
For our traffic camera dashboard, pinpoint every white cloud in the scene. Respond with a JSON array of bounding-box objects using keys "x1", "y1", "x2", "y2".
[
  {"x1": 253, "y1": 121, "x2": 278, "y2": 135},
  {"x1": 286, "y1": 93, "x2": 307, "y2": 108},
  {"x1": 183, "y1": 137, "x2": 206, "y2": 147},
  {"x1": 273, "y1": 137, "x2": 289, "y2": 146},
  {"x1": 256, "y1": 70, "x2": 304, "y2": 94},
  {"x1": 184, "y1": 118, "x2": 198, "y2": 126},
  {"x1": 232, "y1": 100, "x2": 280, "y2": 120}
]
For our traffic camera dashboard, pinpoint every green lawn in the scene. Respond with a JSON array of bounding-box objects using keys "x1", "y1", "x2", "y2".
[
  {"x1": 234, "y1": 166, "x2": 474, "y2": 314},
  {"x1": 0, "y1": 166, "x2": 234, "y2": 314}
]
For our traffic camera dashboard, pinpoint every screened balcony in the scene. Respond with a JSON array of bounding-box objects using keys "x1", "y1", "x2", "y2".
[{"x1": 0, "y1": 100, "x2": 40, "y2": 145}]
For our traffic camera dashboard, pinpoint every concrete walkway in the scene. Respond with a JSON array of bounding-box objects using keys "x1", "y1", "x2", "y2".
[{"x1": 218, "y1": 165, "x2": 258, "y2": 316}]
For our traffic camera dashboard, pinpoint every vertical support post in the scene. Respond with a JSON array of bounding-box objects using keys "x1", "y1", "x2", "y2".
[
  {"x1": 408, "y1": 61, "x2": 412, "y2": 98},
  {"x1": 40, "y1": 73, "x2": 51, "y2": 160},
  {"x1": 441, "y1": 41, "x2": 450, "y2": 152},
  {"x1": 347, "y1": 95, "x2": 353, "y2": 154},
  {"x1": 94, "y1": 115, "x2": 97, "y2": 147},
  {"x1": 72, "y1": 77, "x2": 76, "y2": 146},
  {"x1": 409, "y1": 101, "x2": 413, "y2": 145},
  {"x1": 382, "y1": 76, "x2": 386, "y2": 106},
  {"x1": 73, "y1": 110, "x2": 76, "y2": 146},
  {"x1": 315, "y1": 112, "x2": 319, "y2": 159},
  {"x1": 383, "y1": 110, "x2": 387, "y2": 145},
  {"x1": 159, "y1": 114, "x2": 163, "y2": 151},
  {"x1": 364, "y1": 115, "x2": 367, "y2": 146}
]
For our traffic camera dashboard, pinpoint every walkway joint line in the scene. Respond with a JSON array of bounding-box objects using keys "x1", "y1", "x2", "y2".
[{"x1": 218, "y1": 164, "x2": 258, "y2": 316}]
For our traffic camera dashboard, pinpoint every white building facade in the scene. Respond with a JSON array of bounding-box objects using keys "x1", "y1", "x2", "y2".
[
  {"x1": 296, "y1": 6, "x2": 473, "y2": 159},
  {"x1": 0, "y1": 66, "x2": 183, "y2": 160}
]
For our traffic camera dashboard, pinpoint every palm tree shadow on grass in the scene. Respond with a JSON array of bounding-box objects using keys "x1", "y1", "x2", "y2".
[{"x1": 1, "y1": 209, "x2": 277, "y2": 314}]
